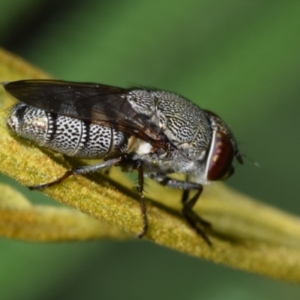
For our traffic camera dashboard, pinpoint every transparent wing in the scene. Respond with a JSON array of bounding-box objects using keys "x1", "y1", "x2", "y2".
[{"x1": 4, "y1": 80, "x2": 167, "y2": 147}]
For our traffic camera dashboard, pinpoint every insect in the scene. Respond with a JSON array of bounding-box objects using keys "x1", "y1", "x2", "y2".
[{"x1": 4, "y1": 80, "x2": 243, "y2": 245}]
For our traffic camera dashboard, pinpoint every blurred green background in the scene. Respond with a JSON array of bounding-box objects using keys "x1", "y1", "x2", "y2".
[{"x1": 1, "y1": 0, "x2": 300, "y2": 299}]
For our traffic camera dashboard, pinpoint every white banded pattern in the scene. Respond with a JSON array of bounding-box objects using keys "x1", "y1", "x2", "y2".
[{"x1": 7, "y1": 104, "x2": 127, "y2": 158}]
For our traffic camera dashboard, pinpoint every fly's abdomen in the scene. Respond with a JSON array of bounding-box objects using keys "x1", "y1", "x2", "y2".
[{"x1": 7, "y1": 103, "x2": 127, "y2": 158}]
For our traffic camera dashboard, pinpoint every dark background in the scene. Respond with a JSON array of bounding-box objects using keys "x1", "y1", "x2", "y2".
[{"x1": 1, "y1": 0, "x2": 300, "y2": 299}]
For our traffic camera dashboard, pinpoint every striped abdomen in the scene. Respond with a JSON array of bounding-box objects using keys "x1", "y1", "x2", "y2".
[{"x1": 7, "y1": 103, "x2": 127, "y2": 158}]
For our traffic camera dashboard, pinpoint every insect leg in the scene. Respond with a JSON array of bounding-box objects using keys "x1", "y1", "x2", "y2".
[
  {"x1": 152, "y1": 175, "x2": 211, "y2": 246},
  {"x1": 28, "y1": 157, "x2": 122, "y2": 190},
  {"x1": 136, "y1": 161, "x2": 148, "y2": 238}
]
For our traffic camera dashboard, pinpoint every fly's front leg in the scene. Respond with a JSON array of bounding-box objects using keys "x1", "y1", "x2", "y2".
[
  {"x1": 28, "y1": 157, "x2": 122, "y2": 190},
  {"x1": 136, "y1": 161, "x2": 148, "y2": 238},
  {"x1": 152, "y1": 175, "x2": 211, "y2": 246}
]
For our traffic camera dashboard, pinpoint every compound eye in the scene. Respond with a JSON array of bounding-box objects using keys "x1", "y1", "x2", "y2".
[{"x1": 206, "y1": 130, "x2": 234, "y2": 181}]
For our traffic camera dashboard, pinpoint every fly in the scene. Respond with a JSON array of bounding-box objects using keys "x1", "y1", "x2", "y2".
[{"x1": 3, "y1": 80, "x2": 243, "y2": 245}]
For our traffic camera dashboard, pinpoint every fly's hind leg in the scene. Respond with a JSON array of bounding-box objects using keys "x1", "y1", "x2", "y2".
[
  {"x1": 30, "y1": 154, "x2": 149, "y2": 239},
  {"x1": 152, "y1": 175, "x2": 212, "y2": 246},
  {"x1": 28, "y1": 157, "x2": 122, "y2": 190}
]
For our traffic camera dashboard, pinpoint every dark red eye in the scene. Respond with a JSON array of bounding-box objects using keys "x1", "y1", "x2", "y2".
[{"x1": 206, "y1": 130, "x2": 234, "y2": 181}]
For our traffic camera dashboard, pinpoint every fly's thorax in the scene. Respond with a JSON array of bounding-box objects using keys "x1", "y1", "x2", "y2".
[
  {"x1": 126, "y1": 89, "x2": 212, "y2": 161},
  {"x1": 7, "y1": 103, "x2": 127, "y2": 158}
]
